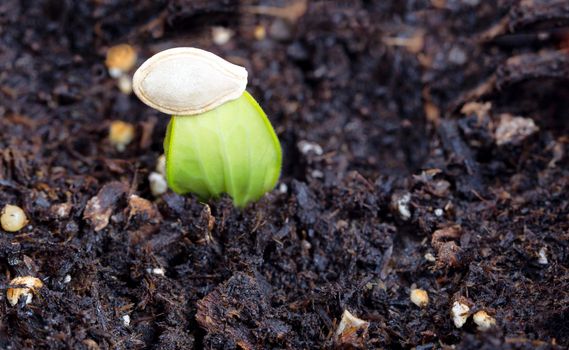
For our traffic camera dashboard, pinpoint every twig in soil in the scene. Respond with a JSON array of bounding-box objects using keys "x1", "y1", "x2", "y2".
[
  {"x1": 479, "y1": 0, "x2": 569, "y2": 42},
  {"x1": 65, "y1": 141, "x2": 93, "y2": 166},
  {"x1": 187, "y1": 274, "x2": 221, "y2": 279},
  {"x1": 509, "y1": 0, "x2": 569, "y2": 32},
  {"x1": 127, "y1": 166, "x2": 139, "y2": 197},
  {"x1": 380, "y1": 245, "x2": 393, "y2": 280},
  {"x1": 438, "y1": 120, "x2": 485, "y2": 197},
  {"x1": 479, "y1": 16, "x2": 510, "y2": 43},
  {"x1": 0, "y1": 179, "x2": 21, "y2": 190},
  {"x1": 91, "y1": 282, "x2": 109, "y2": 332},
  {"x1": 497, "y1": 50, "x2": 569, "y2": 88},
  {"x1": 316, "y1": 306, "x2": 333, "y2": 330},
  {"x1": 382, "y1": 31, "x2": 425, "y2": 54},
  {"x1": 446, "y1": 75, "x2": 496, "y2": 115},
  {"x1": 448, "y1": 50, "x2": 569, "y2": 114},
  {"x1": 124, "y1": 10, "x2": 168, "y2": 41},
  {"x1": 241, "y1": 0, "x2": 307, "y2": 23},
  {"x1": 505, "y1": 337, "x2": 552, "y2": 347},
  {"x1": 484, "y1": 27, "x2": 569, "y2": 47}
]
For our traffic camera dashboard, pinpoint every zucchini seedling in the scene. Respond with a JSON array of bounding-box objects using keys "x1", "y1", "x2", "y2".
[{"x1": 133, "y1": 47, "x2": 281, "y2": 207}]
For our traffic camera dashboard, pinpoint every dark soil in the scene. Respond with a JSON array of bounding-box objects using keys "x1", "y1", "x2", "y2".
[{"x1": 1, "y1": 0, "x2": 568, "y2": 349}]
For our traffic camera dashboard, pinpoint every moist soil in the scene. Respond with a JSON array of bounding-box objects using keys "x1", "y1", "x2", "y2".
[{"x1": 0, "y1": 1, "x2": 568, "y2": 349}]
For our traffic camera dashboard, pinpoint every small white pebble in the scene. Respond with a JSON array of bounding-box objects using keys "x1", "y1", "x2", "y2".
[
  {"x1": 448, "y1": 46, "x2": 467, "y2": 65},
  {"x1": 278, "y1": 183, "x2": 288, "y2": 193},
  {"x1": 117, "y1": 74, "x2": 132, "y2": 95},
  {"x1": 298, "y1": 140, "x2": 323, "y2": 156},
  {"x1": 537, "y1": 32, "x2": 550, "y2": 41},
  {"x1": 495, "y1": 114, "x2": 539, "y2": 146},
  {"x1": 396, "y1": 193, "x2": 412, "y2": 220},
  {"x1": 122, "y1": 314, "x2": 131, "y2": 327},
  {"x1": 108, "y1": 67, "x2": 123, "y2": 79},
  {"x1": 538, "y1": 247, "x2": 548, "y2": 265},
  {"x1": 156, "y1": 154, "x2": 166, "y2": 176},
  {"x1": 410, "y1": 288, "x2": 429, "y2": 308},
  {"x1": 146, "y1": 267, "x2": 165, "y2": 276},
  {"x1": 1, "y1": 204, "x2": 29, "y2": 232},
  {"x1": 212, "y1": 26, "x2": 234, "y2": 45},
  {"x1": 424, "y1": 253, "x2": 436, "y2": 262},
  {"x1": 451, "y1": 301, "x2": 470, "y2": 328},
  {"x1": 152, "y1": 268, "x2": 165, "y2": 276},
  {"x1": 149, "y1": 172, "x2": 168, "y2": 196},
  {"x1": 434, "y1": 208, "x2": 444, "y2": 217},
  {"x1": 54, "y1": 203, "x2": 71, "y2": 219},
  {"x1": 311, "y1": 170, "x2": 324, "y2": 178},
  {"x1": 473, "y1": 310, "x2": 496, "y2": 331},
  {"x1": 63, "y1": 275, "x2": 72, "y2": 284}
]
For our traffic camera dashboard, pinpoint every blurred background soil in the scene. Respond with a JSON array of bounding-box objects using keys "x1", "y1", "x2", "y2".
[{"x1": 0, "y1": 0, "x2": 568, "y2": 349}]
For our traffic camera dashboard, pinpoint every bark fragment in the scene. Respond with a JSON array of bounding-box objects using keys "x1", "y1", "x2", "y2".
[{"x1": 83, "y1": 182, "x2": 129, "y2": 231}]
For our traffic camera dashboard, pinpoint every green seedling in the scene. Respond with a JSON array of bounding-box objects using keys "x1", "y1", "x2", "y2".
[{"x1": 133, "y1": 47, "x2": 281, "y2": 207}]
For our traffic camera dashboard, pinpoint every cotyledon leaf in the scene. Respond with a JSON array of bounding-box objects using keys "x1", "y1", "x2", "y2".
[{"x1": 164, "y1": 91, "x2": 282, "y2": 207}]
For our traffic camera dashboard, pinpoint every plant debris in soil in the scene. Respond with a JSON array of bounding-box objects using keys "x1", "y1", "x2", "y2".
[{"x1": 0, "y1": 0, "x2": 568, "y2": 349}]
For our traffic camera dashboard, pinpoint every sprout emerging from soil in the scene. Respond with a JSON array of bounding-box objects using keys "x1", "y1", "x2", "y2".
[{"x1": 133, "y1": 47, "x2": 281, "y2": 207}]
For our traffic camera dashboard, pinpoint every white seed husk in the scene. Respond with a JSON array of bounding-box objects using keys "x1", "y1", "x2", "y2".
[
  {"x1": 7, "y1": 276, "x2": 43, "y2": 306},
  {"x1": 335, "y1": 310, "x2": 369, "y2": 342},
  {"x1": 149, "y1": 172, "x2": 168, "y2": 196},
  {"x1": 133, "y1": 47, "x2": 248, "y2": 115},
  {"x1": 451, "y1": 301, "x2": 470, "y2": 328}
]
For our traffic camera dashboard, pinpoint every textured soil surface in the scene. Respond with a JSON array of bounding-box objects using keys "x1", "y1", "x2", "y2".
[{"x1": 1, "y1": 0, "x2": 568, "y2": 349}]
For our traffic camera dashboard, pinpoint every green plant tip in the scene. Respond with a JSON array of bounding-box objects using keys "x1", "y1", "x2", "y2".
[{"x1": 164, "y1": 91, "x2": 282, "y2": 207}]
